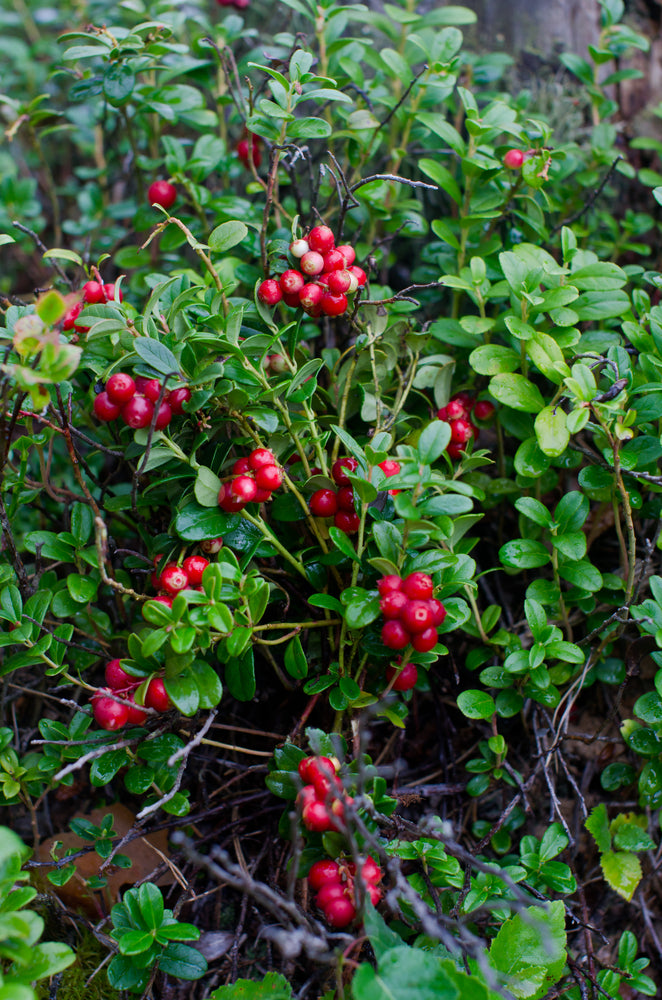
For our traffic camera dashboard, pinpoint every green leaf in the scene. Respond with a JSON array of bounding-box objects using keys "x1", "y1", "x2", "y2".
[
  {"x1": 165, "y1": 672, "x2": 200, "y2": 717},
  {"x1": 209, "y1": 221, "x2": 248, "y2": 253},
  {"x1": 175, "y1": 502, "x2": 232, "y2": 541},
  {"x1": 284, "y1": 635, "x2": 308, "y2": 679},
  {"x1": 66, "y1": 574, "x2": 97, "y2": 604},
  {"x1": 90, "y1": 749, "x2": 127, "y2": 786},
  {"x1": 328, "y1": 526, "x2": 361, "y2": 562},
  {"x1": 194, "y1": 466, "x2": 222, "y2": 507},
  {"x1": 539, "y1": 823, "x2": 569, "y2": 862},
  {"x1": 138, "y1": 882, "x2": 164, "y2": 930},
  {"x1": 488, "y1": 901, "x2": 567, "y2": 1000},
  {"x1": 224, "y1": 648, "x2": 255, "y2": 701},
  {"x1": 457, "y1": 690, "x2": 495, "y2": 720},
  {"x1": 489, "y1": 374, "x2": 545, "y2": 413},
  {"x1": 469, "y1": 344, "x2": 521, "y2": 376},
  {"x1": 514, "y1": 497, "x2": 553, "y2": 528},
  {"x1": 210, "y1": 972, "x2": 293, "y2": 999},
  {"x1": 287, "y1": 117, "x2": 332, "y2": 138},
  {"x1": 103, "y1": 63, "x2": 135, "y2": 106},
  {"x1": 586, "y1": 803, "x2": 611, "y2": 854},
  {"x1": 417, "y1": 420, "x2": 452, "y2": 464},
  {"x1": 344, "y1": 595, "x2": 381, "y2": 630},
  {"x1": 119, "y1": 929, "x2": 154, "y2": 955},
  {"x1": 534, "y1": 406, "x2": 570, "y2": 457},
  {"x1": 499, "y1": 540, "x2": 550, "y2": 569},
  {"x1": 159, "y1": 941, "x2": 208, "y2": 980},
  {"x1": 611, "y1": 824, "x2": 655, "y2": 852},
  {"x1": 133, "y1": 338, "x2": 181, "y2": 378},
  {"x1": 600, "y1": 850, "x2": 642, "y2": 901}
]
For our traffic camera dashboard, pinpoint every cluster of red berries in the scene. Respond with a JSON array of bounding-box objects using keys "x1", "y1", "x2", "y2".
[
  {"x1": 218, "y1": 447, "x2": 284, "y2": 513},
  {"x1": 308, "y1": 457, "x2": 400, "y2": 535},
  {"x1": 217, "y1": 0, "x2": 249, "y2": 9},
  {"x1": 297, "y1": 756, "x2": 352, "y2": 834},
  {"x1": 145, "y1": 554, "x2": 210, "y2": 614},
  {"x1": 148, "y1": 180, "x2": 177, "y2": 209},
  {"x1": 378, "y1": 572, "x2": 445, "y2": 653},
  {"x1": 93, "y1": 374, "x2": 192, "y2": 429},
  {"x1": 436, "y1": 392, "x2": 494, "y2": 460},
  {"x1": 308, "y1": 855, "x2": 383, "y2": 929},
  {"x1": 62, "y1": 280, "x2": 122, "y2": 334},
  {"x1": 258, "y1": 225, "x2": 367, "y2": 318},
  {"x1": 91, "y1": 659, "x2": 172, "y2": 732}
]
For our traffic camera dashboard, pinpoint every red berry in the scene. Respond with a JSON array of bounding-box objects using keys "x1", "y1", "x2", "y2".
[
  {"x1": 297, "y1": 784, "x2": 318, "y2": 810},
  {"x1": 299, "y1": 282, "x2": 324, "y2": 314},
  {"x1": 279, "y1": 269, "x2": 305, "y2": 295},
  {"x1": 366, "y1": 884, "x2": 383, "y2": 906},
  {"x1": 349, "y1": 265, "x2": 367, "y2": 286},
  {"x1": 386, "y1": 662, "x2": 418, "y2": 691},
  {"x1": 298, "y1": 756, "x2": 337, "y2": 784},
  {"x1": 253, "y1": 486, "x2": 272, "y2": 503},
  {"x1": 324, "y1": 896, "x2": 356, "y2": 928},
  {"x1": 474, "y1": 400, "x2": 495, "y2": 420},
  {"x1": 169, "y1": 386, "x2": 192, "y2": 414},
  {"x1": 445, "y1": 399, "x2": 467, "y2": 421},
  {"x1": 411, "y1": 628, "x2": 438, "y2": 653},
  {"x1": 402, "y1": 572, "x2": 434, "y2": 601},
  {"x1": 144, "y1": 595, "x2": 173, "y2": 617},
  {"x1": 248, "y1": 448, "x2": 276, "y2": 470},
  {"x1": 105, "y1": 659, "x2": 138, "y2": 691},
  {"x1": 258, "y1": 279, "x2": 282, "y2": 306},
  {"x1": 308, "y1": 860, "x2": 341, "y2": 890},
  {"x1": 322, "y1": 249, "x2": 346, "y2": 272},
  {"x1": 379, "y1": 591, "x2": 409, "y2": 619},
  {"x1": 233, "y1": 457, "x2": 251, "y2": 475},
  {"x1": 154, "y1": 401, "x2": 172, "y2": 430},
  {"x1": 449, "y1": 418, "x2": 474, "y2": 445},
  {"x1": 308, "y1": 225, "x2": 335, "y2": 254},
  {"x1": 255, "y1": 464, "x2": 283, "y2": 491},
  {"x1": 135, "y1": 378, "x2": 163, "y2": 404},
  {"x1": 381, "y1": 620, "x2": 411, "y2": 650},
  {"x1": 377, "y1": 575, "x2": 403, "y2": 597},
  {"x1": 126, "y1": 693, "x2": 149, "y2": 725},
  {"x1": 236, "y1": 134, "x2": 261, "y2": 168},
  {"x1": 218, "y1": 483, "x2": 246, "y2": 513},
  {"x1": 446, "y1": 442, "x2": 464, "y2": 460},
  {"x1": 359, "y1": 856, "x2": 382, "y2": 884},
  {"x1": 282, "y1": 291, "x2": 301, "y2": 308},
  {"x1": 106, "y1": 373, "x2": 136, "y2": 405},
  {"x1": 334, "y1": 511, "x2": 359, "y2": 534},
  {"x1": 401, "y1": 600, "x2": 436, "y2": 634},
  {"x1": 428, "y1": 598, "x2": 447, "y2": 626},
  {"x1": 82, "y1": 280, "x2": 105, "y2": 304},
  {"x1": 182, "y1": 555, "x2": 209, "y2": 585},
  {"x1": 309, "y1": 488, "x2": 338, "y2": 517},
  {"x1": 160, "y1": 564, "x2": 190, "y2": 596},
  {"x1": 290, "y1": 239, "x2": 310, "y2": 258},
  {"x1": 103, "y1": 283, "x2": 122, "y2": 302},
  {"x1": 437, "y1": 406, "x2": 449, "y2": 421},
  {"x1": 121, "y1": 395, "x2": 154, "y2": 429},
  {"x1": 311, "y1": 770, "x2": 344, "y2": 802},
  {"x1": 231, "y1": 475, "x2": 258, "y2": 503},
  {"x1": 201, "y1": 537, "x2": 223, "y2": 553},
  {"x1": 92, "y1": 692, "x2": 129, "y2": 731},
  {"x1": 321, "y1": 292, "x2": 348, "y2": 317},
  {"x1": 451, "y1": 391, "x2": 475, "y2": 411},
  {"x1": 302, "y1": 799, "x2": 333, "y2": 833},
  {"x1": 148, "y1": 180, "x2": 177, "y2": 209},
  {"x1": 331, "y1": 457, "x2": 358, "y2": 486},
  {"x1": 336, "y1": 245, "x2": 356, "y2": 266},
  {"x1": 145, "y1": 677, "x2": 172, "y2": 713},
  {"x1": 316, "y1": 882, "x2": 347, "y2": 909},
  {"x1": 336, "y1": 486, "x2": 355, "y2": 512},
  {"x1": 504, "y1": 148, "x2": 525, "y2": 169},
  {"x1": 93, "y1": 391, "x2": 121, "y2": 422},
  {"x1": 62, "y1": 302, "x2": 83, "y2": 331},
  {"x1": 327, "y1": 269, "x2": 352, "y2": 294},
  {"x1": 378, "y1": 459, "x2": 400, "y2": 477},
  {"x1": 300, "y1": 251, "x2": 325, "y2": 276}
]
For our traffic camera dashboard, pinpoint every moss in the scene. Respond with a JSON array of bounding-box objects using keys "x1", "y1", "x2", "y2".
[{"x1": 34, "y1": 928, "x2": 121, "y2": 1000}]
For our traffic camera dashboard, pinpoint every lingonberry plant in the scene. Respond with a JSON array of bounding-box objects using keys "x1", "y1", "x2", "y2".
[{"x1": 2, "y1": 0, "x2": 662, "y2": 995}]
